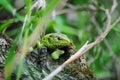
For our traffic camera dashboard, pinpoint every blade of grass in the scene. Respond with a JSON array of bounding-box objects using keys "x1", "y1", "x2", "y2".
[
  {"x1": 16, "y1": 54, "x2": 25, "y2": 80},
  {"x1": 16, "y1": 27, "x2": 29, "y2": 80},
  {"x1": 0, "y1": 19, "x2": 14, "y2": 32},
  {"x1": 4, "y1": 35, "x2": 20, "y2": 80}
]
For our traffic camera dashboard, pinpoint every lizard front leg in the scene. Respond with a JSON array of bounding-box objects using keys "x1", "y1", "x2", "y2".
[{"x1": 51, "y1": 49, "x2": 64, "y2": 60}]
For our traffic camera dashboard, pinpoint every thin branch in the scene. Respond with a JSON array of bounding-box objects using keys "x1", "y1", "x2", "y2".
[
  {"x1": 111, "y1": 17, "x2": 120, "y2": 28},
  {"x1": 90, "y1": 10, "x2": 119, "y2": 66},
  {"x1": 111, "y1": 0, "x2": 118, "y2": 13},
  {"x1": 56, "y1": 5, "x2": 105, "y2": 15},
  {"x1": 64, "y1": 41, "x2": 89, "y2": 64}
]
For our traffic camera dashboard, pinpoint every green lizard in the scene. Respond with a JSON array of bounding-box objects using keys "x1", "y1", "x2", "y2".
[{"x1": 36, "y1": 33, "x2": 75, "y2": 60}]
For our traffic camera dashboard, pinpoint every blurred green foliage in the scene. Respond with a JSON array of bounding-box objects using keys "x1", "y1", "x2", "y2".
[{"x1": 0, "y1": 0, "x2": 120, "y2": 80}]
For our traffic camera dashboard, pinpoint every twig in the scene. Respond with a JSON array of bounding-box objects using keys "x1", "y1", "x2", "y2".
[
  {"x1": 111, "y1": 0, "x2": 118, "y2": 13},
  {"x1": 64, "y1": 41, "x2": 89, "y2": 64},
  {"x1": 90, "y1": 12, "x2": 119, "y2": 61},
  {"x1": 111, "y1": 17, "x2": 120, "y2": 28},
  {"x1": 56, "y1": 5, "x2": 105, "y2": 15}
]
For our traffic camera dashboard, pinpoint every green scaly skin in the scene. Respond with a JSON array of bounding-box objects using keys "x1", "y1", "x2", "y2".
[
  {"x1": 40, "y1": 33, "x2": 73, "y2": 49},
  {"x1": 37, "y1": 33, "x2": 75, "y2": 59}
]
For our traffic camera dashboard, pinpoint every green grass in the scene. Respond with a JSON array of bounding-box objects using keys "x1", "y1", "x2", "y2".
[{"x1": 0, "y1": 0, "x2": 120, "y2": 80}]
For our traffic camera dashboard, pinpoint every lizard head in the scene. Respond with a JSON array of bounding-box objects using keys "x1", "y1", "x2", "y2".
[{"x1": 41, "y1": 33, "x2": 72, "y2": 49}]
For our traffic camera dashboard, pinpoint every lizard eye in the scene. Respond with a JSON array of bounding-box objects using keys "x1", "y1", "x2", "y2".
[
  {"x1": 57, "y1": 37, "x2": 61, "y2": 40},
  {"x1": 49, "y1": 35, "x2": 54, "y2": 37}
]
